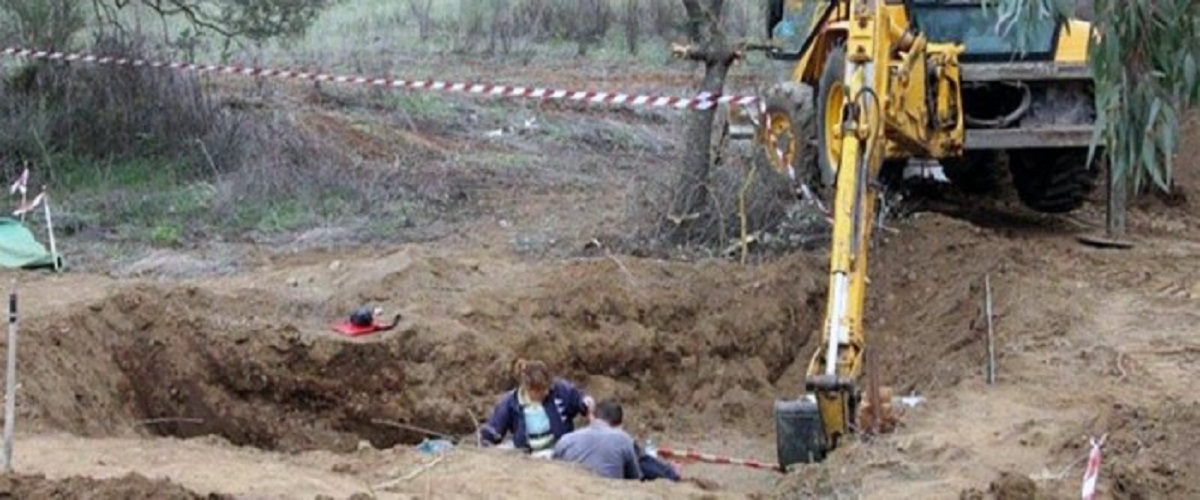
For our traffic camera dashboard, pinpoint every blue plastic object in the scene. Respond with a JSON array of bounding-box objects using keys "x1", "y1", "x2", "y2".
[{"x1": 417, "y1": 438, "x2": 455, "y2": 455}]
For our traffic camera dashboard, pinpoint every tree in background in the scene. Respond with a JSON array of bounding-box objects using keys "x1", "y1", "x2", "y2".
[
  {"x1": 0, "y1": 0, "x2": 336, "y2": 55},
  {"x1": 987, "y1": 0, "x2": 1199, "y2": 235},
  {"x1": 0, "y1": 0, "x2": 337, "y2": 183},
  {"x1": 666, "y1": 0, "x2": 773, "y2": 245},
  {"x1": 667, "y1": 0, "x2": 735, "y2": 242}
]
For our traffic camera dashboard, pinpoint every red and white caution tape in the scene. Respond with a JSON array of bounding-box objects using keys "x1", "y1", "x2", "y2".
[
  {"x1": 656, "y1": 446, "x2": 781, "y2": 472},
  {"x1": 1081, "y1": 434, "x2": 1107, "y2": 500},
  {"x1": 12, "y1": 191, "x2": 44, "y2": 217},
  {"x1": 1, "y1": 46, "x2": 759, "y2": 111},
  {"x1": 8, "y1": 167, "x2": 27, "y2": 196}
]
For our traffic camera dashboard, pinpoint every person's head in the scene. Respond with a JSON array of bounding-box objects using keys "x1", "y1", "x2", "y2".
[
  {"x1": 593, "y1": 399, "x2": 624, "y2": 427},
  {"x1": 513, "y1": 358, "x2": 552, "y2": 401}
]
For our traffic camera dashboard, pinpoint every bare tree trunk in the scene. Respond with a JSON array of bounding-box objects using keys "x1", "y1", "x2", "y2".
[
  {"x1": 624, "y1": 0, "x2": 640, "y2": 55},
  {"x1": 1107, "y1": 162, "x2": 1127, "y2": 237},
  {"x1": 667, "y1": 0, "x2": 735, "y2": 242},
  {"x1": 408, "y1": 0, "x2": 435, "y2": 40}
]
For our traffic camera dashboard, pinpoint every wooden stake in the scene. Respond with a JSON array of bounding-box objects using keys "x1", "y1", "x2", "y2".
[
  {"x1": 370, "y1": 419, "x2": 456, "y2": 441},
  {"x1": 373, "y1": 455, "x2": 446, "y2": 491},
  {"x1": 3, "y1": 280, "x2": 17, "y2": 472},
  {"x1": 42, "y1": 189, "x2": 59, "y2": 272},
  {"x1": 466, "y1": 407, "x2": 482, "y2": 447},
  {"x1": 133, "y1": 417, "x2": 205, "y2": 427},
  {"x1": 984, "y1": 274, "x2": 995, "y2": 385}
]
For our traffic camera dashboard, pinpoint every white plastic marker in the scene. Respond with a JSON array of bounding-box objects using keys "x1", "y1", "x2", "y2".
[
  {"x1": 1, "y1": 47, "x2": 760, "y2": 111},
  {"x1": 1081, "y1": 433, "x2": 1107, "y2": 500},
  {"x1": 40, "y1": 188, "x2": 59, "y2": 272},
  {"x1": 10, "y1": 187, "x2": 58, "y2": 272},
  {"x1": 8, "y1": 168, "x2": 26, "y2": 222}
]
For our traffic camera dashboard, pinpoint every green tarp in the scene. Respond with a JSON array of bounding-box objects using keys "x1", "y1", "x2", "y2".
[{"x1": 0, "y1": 217, "x2": 60, "y2": 270}]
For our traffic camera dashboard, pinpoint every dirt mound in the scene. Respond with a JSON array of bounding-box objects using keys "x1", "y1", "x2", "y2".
[
  {"x1": 867, "y1": 213, "x2": 1083, "y2": 393},
  {"x1": 19, "y1": 249, "x2": 826, "y2": 452},
  {"x1": 0, "y1": 472, "x2": 221, "y2": 499},
  {"x1": 463, "y1": 255, "x2": 827, "y2": 432},
  {"x1": 958, "y1": 471, "x2": 1038, "y2": 500},
  {"x1": 1049, "y1": 401, "x2": 1200, "y2": 499}
]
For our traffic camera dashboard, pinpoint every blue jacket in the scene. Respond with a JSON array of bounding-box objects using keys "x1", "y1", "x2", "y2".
[{"x1": 480, "y1": 378, "x2": 590, "y2": 451}]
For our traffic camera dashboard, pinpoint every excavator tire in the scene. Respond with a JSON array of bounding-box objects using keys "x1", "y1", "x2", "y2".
[
  {"x1": 1007, "y1": 148, "x2": 1099, "y2": 213},
  {"x1": 754, "y1": 83, "x2": 820, "y2": 196},
  {"x1": 814, "y1": 41, "x2": 846, "y2": 197}
]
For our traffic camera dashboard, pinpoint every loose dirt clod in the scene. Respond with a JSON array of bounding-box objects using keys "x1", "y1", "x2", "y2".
[{"x1": 990, "y1": 471, "x2": 1037, "y2": 500}]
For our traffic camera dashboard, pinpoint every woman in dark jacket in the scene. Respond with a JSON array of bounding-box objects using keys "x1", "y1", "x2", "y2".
[{"x1": 479, "y1": 359, "x2": 593, "y2": 457}]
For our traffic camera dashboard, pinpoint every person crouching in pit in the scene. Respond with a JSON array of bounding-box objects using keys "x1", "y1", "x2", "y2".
[{"x1": 479, "y1": 359, "x2": 594, "y2": 458}]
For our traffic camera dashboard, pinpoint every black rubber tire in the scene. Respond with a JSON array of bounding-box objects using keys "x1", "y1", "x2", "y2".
[
  {"x1": 1007, "y1": 148, "x2": 1100, "y2": 213},
  {"x1": 753, "y1": 84, "x2": 821, "y2": 196},
  {"x1": 941, "y1": 151, "x2": 1004, "y2": 195},
  {"x1": 814, "y1": 42, "x2": 846, "y2": 195}
]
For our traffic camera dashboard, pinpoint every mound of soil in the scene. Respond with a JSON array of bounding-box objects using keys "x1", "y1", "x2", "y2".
[
  {"x1": 867, "y1": 213, "x2": 1070, "y2": 392},
  {"x1": 464, "y1": 255, "x2": 827, "y2": 431},
  {"x1": 19, "y1": 249, "x2": 826, "y2": 453},
  {"x1": 958, "y1": 471, "x2": 1038, "y2": 500},
  {"x1": 0, "y1": 472, "x2": 221, "y2": 499}
]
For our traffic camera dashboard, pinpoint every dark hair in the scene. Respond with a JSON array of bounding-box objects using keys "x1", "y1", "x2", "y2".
[
  {"x1": 594, "y1": 399, "x2": 624, "y2": 426},
  {"x1": 512, "y1": 359, "x2": 552, "y2": 391},
  {"x1": 350, "y1": 307, "x2": 374, "y2": 327}
]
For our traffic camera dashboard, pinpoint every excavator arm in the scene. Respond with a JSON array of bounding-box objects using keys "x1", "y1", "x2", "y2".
[{"x1": 774, "y1": 0, "x2": 965, "y2": 467}]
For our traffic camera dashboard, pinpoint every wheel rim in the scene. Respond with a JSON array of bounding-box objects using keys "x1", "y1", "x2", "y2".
[
  {"x1": 764, "y1": 110, "x2": 797, "y2": 179},
  {"x1": 823, "y1": 83, "x2": 844, "y2": 174}
]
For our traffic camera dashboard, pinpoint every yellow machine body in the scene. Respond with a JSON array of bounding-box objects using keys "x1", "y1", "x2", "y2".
[{"x1": 760, "y1": 0, "x2": 1099, "y2": 467}]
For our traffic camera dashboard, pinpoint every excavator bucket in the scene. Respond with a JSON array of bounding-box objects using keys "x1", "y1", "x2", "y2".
[{"x1": 774, "y1": 397, "x2": 827, "y2": 468}]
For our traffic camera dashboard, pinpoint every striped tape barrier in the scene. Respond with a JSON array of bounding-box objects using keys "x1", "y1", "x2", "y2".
[
  {"x1": 0, "y1": 46, "x2": 760, "y2": 111},
  {"x1": 1081, "y1": 434, "x2": 1106, "y2": 500},
  {"x1": 656, "y1": 446, "x2": 781, "y2": 473}
]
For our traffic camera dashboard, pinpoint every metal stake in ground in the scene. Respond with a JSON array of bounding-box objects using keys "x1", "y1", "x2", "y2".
[
  {"x1": 984, "y1": 274, "x2": 995, "y2": 385},
  {"x1": 3, "y1": 280, "x2": 17, "y2": 472}
]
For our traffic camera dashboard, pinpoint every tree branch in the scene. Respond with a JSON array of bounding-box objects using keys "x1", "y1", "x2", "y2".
[
  {"x1": 672, "y1": 38, "x2": 775, "y2": 64},
  {"x1": 671, "y1": 42, "x2": 711, "y2": 61},
  {"x1": 136, "y1": 0, "x2": 238, "y2": 39}
]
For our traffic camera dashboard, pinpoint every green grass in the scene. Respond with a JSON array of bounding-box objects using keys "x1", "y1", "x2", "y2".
[
  {"x1": 45, "y1": 155, "x2": 377, "y2": 245},
  {"x1": 372, "y1": 93, "x2": 459, "y2": 121},
  {"x1": 3, "y1": 0, "x2": 768, "y2": 252}
]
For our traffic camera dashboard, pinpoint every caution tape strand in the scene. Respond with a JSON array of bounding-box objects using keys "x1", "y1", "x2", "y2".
[
  {"x1": 1, "y1": 46, "x2": 760, "y2": 111},
  {"x1": 656, "y1": 446, "x2": 781, "y2": 472},
  {"x1": 1081, "y1": 434, "x2": 1106, "y2": 500}
]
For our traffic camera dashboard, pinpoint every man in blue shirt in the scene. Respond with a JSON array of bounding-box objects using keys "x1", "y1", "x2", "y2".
[{"x1": 552, "y1": 400, "x2": 642, "y2": 480}]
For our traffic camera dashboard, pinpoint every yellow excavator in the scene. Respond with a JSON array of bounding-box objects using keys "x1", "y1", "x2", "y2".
[{"x1": 748, "y1": 0, "x2": 1100, "y2": 467}]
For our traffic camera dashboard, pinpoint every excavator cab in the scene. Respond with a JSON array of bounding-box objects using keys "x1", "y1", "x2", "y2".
[
  {"x1": 906, "y1": 0, "x2": 1062, "y2": 62},
  {"x1": 765, "y1": 0, "x2": 835, "y2": 59},
  {"x1": 764, "y1": 0, "x2": 1075, "y2": 63}
]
